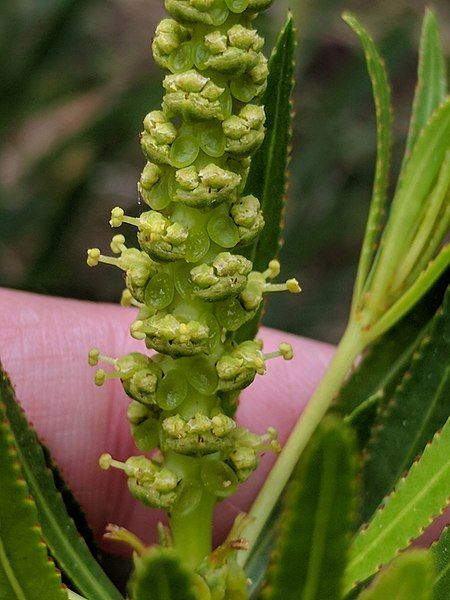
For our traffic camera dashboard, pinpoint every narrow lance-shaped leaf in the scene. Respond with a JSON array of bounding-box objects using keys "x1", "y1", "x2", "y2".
[
  {"x1": 401, "y1": 8, "x2": 447, "y2": 170},
  {"x1": 432, "y1": 526, "x2": 450, "y2": 600},
  {"x1": 129, "y1": 548, "x2": 197, "y2": 600},
  {"x1": 0, "y1": 400, "x2": 67, "y2": 600},
  {"x1": 367, "y1": 98, "x2": 450, "y2": 313},
  {"x1": 342, "y1": 12, "x2": 393, "y2": 308},
  {"x1": 361, "y1": 285, "x2": 450, "y2": 522},
  {"x1": 368, "y1": 243, "x2": 450, "y2": 340},
  {"x1": 262, "y1": 416, "x2": 358, "y2": 600},
  {"x1": 344, "y1": 415, "x2": 450, "y2": 594},
  {"x1": 0, "y1": 364, "x2": 123, "y2": 600},
  {"x1": 357, "y1": 550, "x2": 434, "y2": 600},
  {"x1": 236, "y1": 13, "x2": 296, "y2": 343}
]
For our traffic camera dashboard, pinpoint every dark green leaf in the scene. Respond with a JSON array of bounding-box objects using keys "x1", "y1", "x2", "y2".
[
  {"x1": 0, "y1": 399, "x2": 66, "y2": 600},
  {"x1": 432, "y1": 526, "x2": 450, "y2": 600},
  {"x1": 263, "y1": 416, "x2": 358, "y2": 600},
  {"x1": 342, "y1": 13, "x2": 393, "y2": 306},
  {"x1": 41, "y1": 444, "x2": 98, "y2": 558},
  {"x1": 344, "y1": 416, "x2": 450, "y2": 594},
  {"x1": 0, "y1": 364, "x2": 123, "y2": 600},
  {"x1": 129, "y1": 548, "x2": 197, "y2": 600},
  {"x1": 235, "y1": 14, "x2": 296, "y2": 342},
  {"x1": 357, "y1": 550, "x2": 434, "y2": 600},
  {"x1": 361, "y1": 285, "x2": 450, "y2": 522},
  {"x1": 402, "y1": 9, "x2": 447, "y2": 169}
]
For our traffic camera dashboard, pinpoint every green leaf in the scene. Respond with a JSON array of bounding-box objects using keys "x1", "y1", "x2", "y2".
[
  {"x1": 432, "y1": 526, "x2": 450, "y2": 600},
  {"x1": 344, "y1": 415, "x2": 450, "y2": 594},
  {"x1": 370, "y1": 244, "x2": 450, "y2": 340},
  {"x1": 235, "y1": 13, "x2": 296, "y2": 343},
  {"x1": 0, "y1": 364, "x2": 123, "y2": 600},
  {"x1": 263, "y1": 416, "x2": 358, "y2": 600},
  {"x1": 357, "y1": 550, "x2": 434, "y2": 600},
  {"x1": 361, "y1": 285, "x2": 450, "y2": 522},
  {"x1": 342, "y1": 13, "x2": 393, "y2": 307},
  {"x1": 0, "y1": 400, "x2": 67, "y2": 600},
  {"x1": 129, "y1": 548, "x2": 197, "y2": 600},
  {"x1": 41, "y1": 445, "x2": 98, "y2": 558},
  {"x1": 367, "y1": 98, "x2": 450, "y2": 312},
  {"x1": 402, "y1": 9, "x2": 447, "y2": 168}
]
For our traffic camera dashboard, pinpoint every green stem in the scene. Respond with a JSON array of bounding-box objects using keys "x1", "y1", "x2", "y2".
[
  {"x1": 170, "y1": 491, "x2": 216, "y2": 570},
  {"x1": 165, "y1": 451, "x2": 216, "y2": 569},
  {"x1": 238, "y1": 320, "x2": 364, "y2": 565}
]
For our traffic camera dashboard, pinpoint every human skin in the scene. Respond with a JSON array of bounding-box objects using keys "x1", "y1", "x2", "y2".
[{"x1": 0, "y1": 287, "x2": 334, "y2": 551}]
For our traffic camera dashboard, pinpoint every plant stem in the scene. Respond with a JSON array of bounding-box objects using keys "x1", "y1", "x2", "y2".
[
  {"x1": 170, "y1": 492, "x2": 216, "y2": 570},
  {"x1": 239, "y1": 320, "x2": 364, "y2": 565},
  {"x1": 165, "y1": 451, "x2": 216, "y2": 569}
]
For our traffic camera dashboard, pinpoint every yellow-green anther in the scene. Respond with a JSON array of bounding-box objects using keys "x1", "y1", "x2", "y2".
[
  {"x1": 95, "y1": 369, "x2": 107, "y2": 386},
  {"x1": 88, "y1": 348, "x2": 100, "y2": 366},
  {"x1": 87, "y1": 248, "x2": 101, "y2": 267}
]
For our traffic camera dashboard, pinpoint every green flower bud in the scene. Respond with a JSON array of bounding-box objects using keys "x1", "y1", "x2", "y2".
[
  {"x1": 152, "y1": 19, "x2": 191, "y2": 70},
  {"x1": 161, "y1": 412, "x2": 236, "y2": 456},
  {"x1": 133, "y1": 313, "x2": 210, "y2": 356},
  {"x1": 230, "y1": 194, "x2": 264, "y2": 245},
  {"x1": 94, "y1": 0, "x2": 298, "y2": 516},
  {"x1": 216, "y1": 340, "x2": 265, "y2": 391},
  {"x1": 174, "y1": 163, "x2": 241, "y2": 208},
  {"x1": 165, "y1": 0, "x2": 226, "y2": 26},
  {"x1": 223, "y1": 105, "x2": 265, "y2": 156},
  {"x1": 190, "y1": 252, "x2": 252, "y2": 300},
  {"x1": 163, "y1": 70, "x2": 231, "y2": 120},
  {"x1": 202, "y1": 25, "x2": 264, "y2": 76},
  {"x1": 113, "y1": 210, "x2": 189, "y2": 262}
]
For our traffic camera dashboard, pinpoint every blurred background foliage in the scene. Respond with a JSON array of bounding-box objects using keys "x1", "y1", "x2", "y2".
[{"x1": 0, "y1": 0, "x2": 449, "y2": 343}]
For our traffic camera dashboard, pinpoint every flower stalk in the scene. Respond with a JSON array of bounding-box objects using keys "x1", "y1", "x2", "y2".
[{"x1": 87, "y1": 0, "x2": 299, "y2": 587}]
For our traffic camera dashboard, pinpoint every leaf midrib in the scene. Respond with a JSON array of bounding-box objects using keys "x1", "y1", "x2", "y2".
[{"x1": 302, "y1": 444, "x2": 338, "y2": 600}]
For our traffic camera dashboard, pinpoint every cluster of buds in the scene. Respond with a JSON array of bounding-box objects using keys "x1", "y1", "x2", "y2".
[{"x1": 87, "y1": 0, "x2": 298, "y2": 574}]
